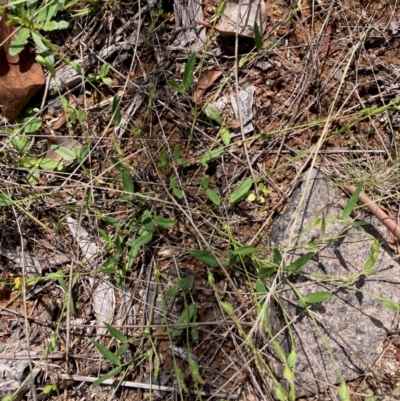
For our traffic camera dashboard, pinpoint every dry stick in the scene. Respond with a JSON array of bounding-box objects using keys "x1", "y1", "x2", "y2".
[{"x1": 345, "y1": 186, "x2": 400, "y2": 241}]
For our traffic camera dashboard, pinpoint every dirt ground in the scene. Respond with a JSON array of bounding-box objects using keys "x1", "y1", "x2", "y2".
[{"x1": 1, "y1": 0, "x2": 400, "y2": 400}]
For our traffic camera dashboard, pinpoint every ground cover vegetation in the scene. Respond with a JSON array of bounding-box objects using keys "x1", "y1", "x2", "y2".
[{"x1": 1, "y1": 0, "x2": 400, "y2": 400}]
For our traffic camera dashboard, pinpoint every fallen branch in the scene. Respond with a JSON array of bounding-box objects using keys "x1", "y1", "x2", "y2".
[{"x1": 345, "y1": 185, "x2": 400, "y2": 240}]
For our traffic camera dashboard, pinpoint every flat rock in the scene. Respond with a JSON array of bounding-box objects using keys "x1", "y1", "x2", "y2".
[{"x1": 269, "y1": 168, "x2": 400, "y2": 396}]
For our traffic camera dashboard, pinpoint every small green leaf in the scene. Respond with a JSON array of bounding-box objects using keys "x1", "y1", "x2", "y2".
[
  {"x1": 182, "y1": 52, "x2": 196, "y2": 92},
  {"x1": 112, "y1": 96, "x2": 122, "y2": 125},
  {"x1": 122, "y1": 170, "x2": 135, "y2": 193},
  {"x1": 287, "y1": 349, "x2": 297, "y2": 368},
  {"x1": 11, "y1": 133, "x2": 30, "y2": 153},
  {"x1": 286, "y1": 252, "x2": 315, "y2": 273},
  {"x1": 100, "y1": 63, "x2": 111, "y2": 78},
  {"x1": 103, "y1": 322, "x2": 128, "y2": 343},
  {"x1": 275, "y1": 385, "x2": 288, "y2": 401},
  {"x1": 303, "y1": 291, "x2": 331, "y2": 305},
  {"x1": 230, "y1": 177, "x2": 254, "y2": 204},
  {"x1": 273, "y1": 248, "x2": 282, "y2": 266},
  {"x1": 92, "y1": 366, "x2": 123, "y2": 387},
  {"x1": 283, "y1": 365, "x2": 294, "y2": 383},
  {"x1": 258, "y1": 267, "x2": 276, "y2": 278},
  {"x1": 220, "y1": 127, "x2": 231, "y2": 146},
  {"x1": 102, "y1": 77, "x2": 113, "y2": 86},
  {"x1": 177, "y1": 275, "x2": 194, "y2": 290},
  {"x1": 51, "y1": 145, "x2": 76, "y2": 162},
  {"x1": 343, "y1": 182, "x2": 363, "y2": 220},
  {"x1": 201, "y1": 148, "x2": 224, "y2": 166},
  {"x1": 0, "y1": 191, "x2": 12, "y2": 207},
  {"x1": 255, "y1": 278, "x2": 267, "y2": 297},
  {"x1": 127, "y1": 232, "x2": 153, "y2": 249},
  {"x1": 338, "y1": 381, "x2": 350, "y2": 401},
  {"x1": 254, "y1": 21, "x2": 263, "y2": 50},
  {"x1": 167, "y1": 80, "x2": 185, "y2": 95},
  {"x1": 190, "y1": 250, "x2": 219, "y2": 267},
  {"x1": 236, "y1": 246, "x2": 261, "y2": 256},
  {"x1": 203, "y1": 103, "x2": 223, "y2": 125},
  {"x1": 201, "y1": 175, "x2": 210, "y2": 189},
  {"x1": 153, "y1": 215, "x2": 176, "y2": 228},
  {"x1": 173, "y1": 187, "x2": 184, "y2": 199},
  {"x1": 381, "y1": 299, "x2": 400, "y2": 312},
  {"x1": 92, "y1": 340, "x2": 121, "y2": 366},
  {"x1": 115, "y1": 342, "x2": 130, "y2": 357},
  {"x1": 220, "y1": 301, "x2": 234, "y2": 315},
  {"x1": 166, "y1": 285, "x2": 180, "y2": 298},
  {"x1": 206, "y1": 188, "x2": 221, "y2": 205},
  {"x1": 9, "y1": 27, "x2": 30, "y2": 56}
]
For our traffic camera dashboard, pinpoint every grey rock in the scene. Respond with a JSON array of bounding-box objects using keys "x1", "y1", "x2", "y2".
[{"x1": 268, "y1": 168, "x2": 400, "y2": 396}]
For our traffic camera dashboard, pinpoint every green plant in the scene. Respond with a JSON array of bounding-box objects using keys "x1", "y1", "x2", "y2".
[
  {"x1": 8, "y1": 0, "x2": 70, "y2": 71},
  {"x1": 167, "y1": 52, "x2": 196, "y2": 96}
]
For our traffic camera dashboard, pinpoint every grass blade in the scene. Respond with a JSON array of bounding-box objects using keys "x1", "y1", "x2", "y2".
[
  {"x1": 182, "y1": 52, "x2": 196, "y2": 92},
  {"x1": 343, "y1": 182, "x2": 363, "y2": 220},
  {"x1": 254, "y1": 21, "x2": 263, "y2": 50}
]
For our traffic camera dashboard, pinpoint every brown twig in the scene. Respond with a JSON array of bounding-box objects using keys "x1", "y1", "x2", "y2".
[{"x1": 345, "y1": 186, "x2": 400, "y2": 240}]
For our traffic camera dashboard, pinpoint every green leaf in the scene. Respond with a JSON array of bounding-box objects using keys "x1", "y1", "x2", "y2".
[
  {"x1": 230, "y1": 177, "x2": 254, "y2": 204},
  {"x1": 381, "y1": 299, "x2": 400, "y2": 312},
  {"x1": 92, "y1": 365, "x2": 123, "y2": 388},
  {"x1": 127, "y1": 232, "x2": 153, "y2": 249},
  {"x1": 201, "y1": 175, "x2": 210, "y2": 189},
  {"x1": 182, "y1": 52, "x2": 196, "y2": 92},
  {"x1": 287, "y1": 349, "x2": 297, "y2": 368},
  {"x1": 286, "y1": 252, "x2": 315, "y2": 273},
  {"x1": 338, "y1": 381, "x2": 350, "y2": 401},
  {"x1": 254, "y1": 21, "x2": 263, "y2": 50},
  {"x1": 258, "y1": 267, "x2": 276, "y2": 278},
  {"x1": 303, "y1": 291, "x2": 331, "y2": 305},
  {"x1": 153, "y1": 215, "x2": 176, "y2": 228},
  {"x1": 122, "y1": 170, "x2": 135, "y2": 193},
  {"x1": 220, "y1": 127, "x2": 231, "y2": 146},
  {"x1": 190, "y1": 250, "x2": 219, "y2": 267},
  {"x1": 167, "y1": 80, "x2": 185, "y2": 95},
  {"x1": 200, "y1": 147, "x2": 224, "y2": 165},
  {"x1": 177, "y1": 275, "x2": 194, "y2": 290},
  {"x1": 0, "y1": 191, "x2": 12, "y2": 207},
  {"x1": 100, "y1": 63, "x2": 111, "y2": 78},
  {"x1": 166, "y1": 285, "x2": 179, "y2": 298},
  {"x1": 255, "y1": 278, "x2": 267, "y2": 297},
  {"x1": 206, "y1": 188, "x2": 221, "y2": 205},
  {"x1": 115, "y1": 342, "x2": 130, "y2": 357},
  {"x1": 220, "y1": 301, "x2": 234, "y2": 315},
  {"x1": 103, "y1": 322, "x2": 127, "y2": 343},
  {"x1": 273, "y1": 248, "x2": 282, "y2": 265},
  {"x1": 236, "y1": 246, "x2": 261, "y2": 256},
  {"x1": 173, "y1": 187, "x2": 184, "y2": 199},
  {"x1": 9, "y1": 27, "x2": 30, "y2": 56},
  {"x1": 112, "y1": 96, "x2": 122, "y2": 125},
  {"x1": 343, "y1": 182, "x2": 363, "y2": 220},
  {"x1": 51, "y1": 145, "x2": 76, "y2": 162},
  {"x1": 11, "y1": 133, "x2": 30, "y2": 153},
  {"x1": 92, "y1": 340, "x2": 121, "y2": 366},
  {"x1": 203, "y1": 103, "x2": 223, "y2": 125},
  {"x1": 42, "y1": 20, "x2": 59, "y2": 31},
  {"x1": 102, "y1": 77, "x2": 113, "y2": 86}
]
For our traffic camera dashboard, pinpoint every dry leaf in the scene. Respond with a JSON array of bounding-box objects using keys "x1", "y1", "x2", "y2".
[
  {"x1": 92, "y1": 279, "x2": 115, "y2": 336},
  {"x1": 0, "y1": 0, "x2": 45, "y2": 120},
  {"x1": 66, "y1": 216, "x2": 98, "y2": 260},
  {"x1": 193, "y1": 67, "x2": 222, "y2": 103},
  {"x1": 216, "y1": 0, "x2": 267, "y2": 37},
  {"x1": 319, "y1": 19, "x2": 336, "y2": 61}
]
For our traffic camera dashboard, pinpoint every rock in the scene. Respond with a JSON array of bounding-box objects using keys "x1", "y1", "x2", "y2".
[{"x1": 268, "y1": 168, "x2": 400, "y2": 397}]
